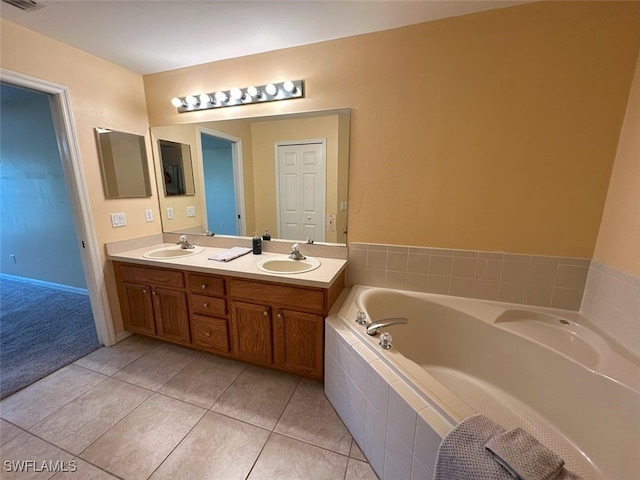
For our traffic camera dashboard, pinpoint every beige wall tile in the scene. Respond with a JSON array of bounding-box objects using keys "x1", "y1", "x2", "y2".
[
  {"x1": 497, "y1": 282, "x2": 526, "y2": 304},
  {"x1": 427, "y1": 275, "x2": 450, "y2": 295},
  {"x1": 501, "y1": 261, "x2": 530, "y2": 283},
  {"x1": 451, "y1": 257, "x2": 477, "y2": 278},
  {"x1": 523, "y1": 284, "x2": 553, "y2": 307},
  {"x1": 556, "y1": 265, "x2": 589, "y2": 289},
  {"x1": 450, "y1": 278, "x2": 474, "y2": 298},
  {"x1": 429, "y1": 256, "x2": 453, "y2": 276},
  {"x1": 473, "y1": 280, "x2": 499, "y2": 300}
]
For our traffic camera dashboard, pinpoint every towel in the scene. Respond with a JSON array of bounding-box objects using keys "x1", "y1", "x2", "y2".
[
  {"x1": 208, "y1": 247, "x2": 252, "y2": 262},
  {"x1": 485, "y1": 428, "x2": 582, "y2": 480},
  {"x1": 432, "y1": 415, "x2": 582, "y2": 480}
]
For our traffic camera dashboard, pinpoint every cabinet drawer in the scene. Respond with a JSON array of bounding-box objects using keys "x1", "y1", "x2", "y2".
[
  {"x1": 189, "y1": 294, "x2": 227, "y2": 317},
  {"x1": 119, "y1": 264, "x2": 184, "y2": 288},
  {"x1": 229, "y1": 279, "x2": 324, "y2": 314},
  {"x1": 187, "y1": 274, "x2": 225, "y2": 296},
  {"x1": 191, "y1": 315, "x2": 229, "y2": 353}
]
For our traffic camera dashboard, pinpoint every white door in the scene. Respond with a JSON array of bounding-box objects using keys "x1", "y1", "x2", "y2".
[{"x1": 277, "y1": 142, "x2": 326, "y2": 242}]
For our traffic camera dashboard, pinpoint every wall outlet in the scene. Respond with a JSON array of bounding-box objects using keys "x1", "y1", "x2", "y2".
[
  {"x1": 186, "y1": 206, "x2": 196, "y2": 218},
  {"x1": 110, "y1": 212, "x2": 127, "y2": 227},
  {"x1": 145, "y1": 209, "x2": 153, "y2": 222},
  {"x1": 327, "y1": 214, "x2": 336, "y2": 232},
  {"x1": 167, "y1": 207, "x2": 174, "y2": 219}
]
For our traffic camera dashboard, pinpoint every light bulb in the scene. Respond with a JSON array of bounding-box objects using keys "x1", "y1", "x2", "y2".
[
  {"x1": 230, "y1": 87, "x2": 244, "y2": 100},
  {"x1": 171, "y1": 97, "x2": 185, "y2": 107},
  {"x1": 265, "y1": 83, "x2": 277, "y2": 96},
  {"x1": 247, "y1": 86, "x2": 260, "y2": 98},
  {"x1": 215, "y1": 91, "x2": 228, "y2": 103},
  {"x1": 199, "y1": 93, "x2": 213, "y2": 105},
  {"x1": 185, "y1": 94, "x2": 199, "y2": 106},
  {"x1": 283, "y1": 80, "x2": 296, "y2": 93}
]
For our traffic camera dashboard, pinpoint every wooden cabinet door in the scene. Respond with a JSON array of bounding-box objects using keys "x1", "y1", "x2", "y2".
[
  {"x1": 274, "y1": 309, "x2": 324, "y2": 379},
  {"x1": 152, "y1": 287, "x2": 190, "y2": 344},
  {"x1": 230, "y1": 301, "x2": 273, "y2": 365},
  {"x1": 121, "y1": 282, "x2": 156, "y2": 336}
]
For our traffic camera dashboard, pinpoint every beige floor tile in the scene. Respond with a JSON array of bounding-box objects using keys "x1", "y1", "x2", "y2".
[
  {"x1": 74, "y1": 335, "x2": 161, "y2": 375},
  {"x1": 345, "y1": 458, "x2": 379, "y2": 480},
  {"x1": 248, "y1": 433, "x2": 348, "y2": 480},
  {"x1": 350, "y1": 440, "x2": 367, "y2": 461},
  {"x1": 211, "y1": 366, "x2": 299, "y2": 430},
  {"x1": 0, "y1": 431, "x2": 74, "y2": 480},
  {"x1": 158, "y1": 353, "x2": 246, "y2": 408},
  {"x1": 112, "y1": 342, "x2": 197, "y2": 391},
  {"x1": 80, "y1": 393, "x2": 205, "y2": 480},
  {"x1": 0, "y1": 365, "x2": 106, "y2": 429},
  {"x1": 150, "y1": 411, "x2": 270, "y2": 480},
  {"x1": 29, "y1": 378, "x2": 152, "y2": 454},
  {"x1": 275, "y1": 379, "x2": 352, "y2": 455},
  {"x1": 51, "y1": 459, "x2": 119, "y2": 480},
  {"x1": 0, "y1": 419, "x2": 23, "y2": 446}
]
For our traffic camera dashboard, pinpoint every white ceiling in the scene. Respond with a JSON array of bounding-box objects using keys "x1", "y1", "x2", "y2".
[{"x1": 1, "y1": 0, "x2": 531, "y2": 75}]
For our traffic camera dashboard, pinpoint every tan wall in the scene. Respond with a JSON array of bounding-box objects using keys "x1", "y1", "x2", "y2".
[
  {"x1": 593, "y1": 54, "x2": 640, "y2": 277},
  {"x1": 1, "y1": 19, "x2": 156, "y2": 335},
  {"x1": 144, "y1": 1, "x2": 640, "y2": 258}
]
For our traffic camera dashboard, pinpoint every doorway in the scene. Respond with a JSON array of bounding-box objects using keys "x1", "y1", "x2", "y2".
[
  {"x1": 0, "y1": 72, "x2": 108, "y2": 398},
  {"x1": 276, "y1": 141, "x2": 326, "y2": 242},
  {"x1": 198, "y1": 128, "x2": 245, "y2": 236}
]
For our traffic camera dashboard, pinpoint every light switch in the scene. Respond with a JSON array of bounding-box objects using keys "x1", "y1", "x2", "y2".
[
  {"x1": 145, "y1": 209, "x2": 153, "y2": 222},
  {"x1": 186, "y1": 206, "x2": 196, "y2": 217},
  {"x1": 340, "y1": 202, "x2": 348, "y2": 211},
  {"x1": 110, "y1": 213, "x2": 126, "y2": 228},
  {"x1": 167, "y1": 207, "x2": 174, "y2": 219}
]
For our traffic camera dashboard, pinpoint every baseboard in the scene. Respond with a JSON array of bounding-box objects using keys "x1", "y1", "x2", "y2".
[
  {"x1": 115, "y1": 331, "x2": 133, "y2": 343},
  {"x1": 0, "y1": 273, "x2": 89, "y2": 296}
]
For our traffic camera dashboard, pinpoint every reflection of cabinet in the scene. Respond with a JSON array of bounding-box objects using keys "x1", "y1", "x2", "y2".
[
  {"x1": 117, "y1": 264, "x2": 190, "y2": 344},
  {"x1": 113, "y1": 261, "x2": 345, "y2": 381}
]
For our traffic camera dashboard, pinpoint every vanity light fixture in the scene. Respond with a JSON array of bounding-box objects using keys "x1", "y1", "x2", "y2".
[{"x1": 171, "y1": 80, "x2": 304, "y2": 113}]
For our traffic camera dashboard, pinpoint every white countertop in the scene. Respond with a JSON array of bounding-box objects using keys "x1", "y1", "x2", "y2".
[{"x1": 108, "y1": 243, "x2": 348, "y2": 289}]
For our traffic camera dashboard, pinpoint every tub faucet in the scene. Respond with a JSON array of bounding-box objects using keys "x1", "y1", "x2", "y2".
[
  {"x1": 366, "y1": 317, "x2": 408, "y2": 335},
  {"x1": 177, "y1": 235, "x2": 195, "y2": 249},
  {"x1": 288, "y1": 243, "x2": 306, "y2": 260}
]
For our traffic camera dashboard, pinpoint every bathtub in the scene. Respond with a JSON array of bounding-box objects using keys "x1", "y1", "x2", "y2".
[{"x1": 324, "y1": 286, "x2": 640, "y2": 480}]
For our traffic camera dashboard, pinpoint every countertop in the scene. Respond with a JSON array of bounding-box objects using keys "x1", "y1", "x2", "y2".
[{"x1": 108, "y1": 243, "x2": 348, "y2": 289}]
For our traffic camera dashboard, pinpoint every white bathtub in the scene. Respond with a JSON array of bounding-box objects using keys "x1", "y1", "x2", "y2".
[{"x1": 324, "y1": 286, "x2": 640, "y2": 480}]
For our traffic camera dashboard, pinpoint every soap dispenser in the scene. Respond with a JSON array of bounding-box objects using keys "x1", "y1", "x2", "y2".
[
  {"x1": 262, "y1": 228, "x2": 271, "y2": 241},
  {"x1": 252, "y1": 231, "x2": 262, "y2": 254}
]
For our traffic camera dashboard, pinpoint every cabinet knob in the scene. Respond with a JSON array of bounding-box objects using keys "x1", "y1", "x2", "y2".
[
  {"x1": 203, "y1": 303, "x2": 209, "y2": 308},
  {"x1": 205, "y1": 331, "x2": 211, "y2": 337},
  {"x1": 142, "y1": 289, "x2": 148, "y2": 294},
  {"x1": 263, "y1": 311, "x2": 269, "y2": 317},
  {"x1": 277, "y1": 313, "x2": 283, "y2": 319},
  {"x1": 152, "y1": 290, "x2": 156, "y2": 295},
  {"x1": 201, "y1": 284, "x2": 207, "y2": 290}
]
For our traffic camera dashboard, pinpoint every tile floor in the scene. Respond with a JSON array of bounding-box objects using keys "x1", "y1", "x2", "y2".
[{"x1": 0, "y1": 335, "x2": 378, "y2": 480}]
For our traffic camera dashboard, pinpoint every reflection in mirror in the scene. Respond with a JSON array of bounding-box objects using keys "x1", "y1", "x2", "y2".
[
  {"x1": 95, "y1": 128, "x2": 151, "y2": 198},
  {"x1": 150, "y1": 109, "x2": 350, "y2": 245},
  {"x1": 158, "y1": 140, "x2": 195, "y2": 196}
]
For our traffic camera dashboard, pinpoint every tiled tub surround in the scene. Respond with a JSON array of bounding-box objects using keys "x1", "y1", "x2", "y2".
[
  {"x1": 325, "y1": 286, "x2": 640, "y2": 480},
  {"x1": 347, "y1": 243, "x2": 589, "y2": 310},
  {"x1": 581, "y1": 260, "x2": 640, "y2": 356}
]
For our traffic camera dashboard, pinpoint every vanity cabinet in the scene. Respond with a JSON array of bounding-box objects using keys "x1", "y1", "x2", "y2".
[
  {"x1": 113, "y1": 261, "x2": 345, "y2": 381},
  {"x1": 116, "y1": 264, "x2": 190, "y2": 344}
]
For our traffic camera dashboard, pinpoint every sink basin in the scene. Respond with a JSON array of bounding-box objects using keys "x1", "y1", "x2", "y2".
[
  {"x1": 143, "y1": 245, "x2": 204, "y2": 259},
  {"x1": 256, "y1": 256, "x2": 321, "y2": 274}
]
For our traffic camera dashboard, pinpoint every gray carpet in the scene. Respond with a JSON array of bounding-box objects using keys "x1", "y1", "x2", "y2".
[{"x1": 0, "y1": 277, "x2": 101, "y2": 399}]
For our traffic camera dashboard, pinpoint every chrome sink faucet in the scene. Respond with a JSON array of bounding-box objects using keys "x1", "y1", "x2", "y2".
[
  {"x1": 366, "y1": 317, "x2": 408, "y2": 335},
  {"x1": 177, "y1": 235, "x2": 195, "y2": 249},
  {"x1": 288, "y1": 243, "x2": 306, "y2": 260}
]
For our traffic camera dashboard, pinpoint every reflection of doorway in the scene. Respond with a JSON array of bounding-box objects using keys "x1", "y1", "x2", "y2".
[
  {"x1": 198, "y1": 128, "x2": 245, "y2": 236},
  {"x1": 276, "y1": 141, "x2": 326, "y2": 242}
]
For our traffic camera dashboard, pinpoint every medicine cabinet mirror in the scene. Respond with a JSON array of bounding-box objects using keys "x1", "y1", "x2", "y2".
[
  {"x1": 157, "y1": 139, "x2": 196, "y2": 196},
  {"x1": 95, "y1": 128, "x2": 152, "y2": 199}
]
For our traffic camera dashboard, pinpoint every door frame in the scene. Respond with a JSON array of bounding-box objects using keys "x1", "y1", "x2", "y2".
[
  {"x1": 0, "y1": 68, "x2": 116, "y2": 346},
  {"x1": 197, "y1": 127, "x2": 246, "y2": 236},
  {"x1": 275, "y1": 139, "x2": 327, "y2": 242}
]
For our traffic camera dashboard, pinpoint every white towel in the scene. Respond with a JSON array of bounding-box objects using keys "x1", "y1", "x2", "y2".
[{"x1": 208, "y1": 247, "x2": 252, "y2": 262}]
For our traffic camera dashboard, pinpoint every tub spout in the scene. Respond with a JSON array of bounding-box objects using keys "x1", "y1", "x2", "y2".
[{"x1": 366, "y1": 317, "x2": 408, "y2": 335}]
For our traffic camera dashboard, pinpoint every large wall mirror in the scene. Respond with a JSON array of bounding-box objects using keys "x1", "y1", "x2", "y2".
[
  {"x1": 95, "y1": 127, "x2": 152, "y2": 198},
  {"x1": 150, "y1": 108, "x2": 350, "y2": 245}
]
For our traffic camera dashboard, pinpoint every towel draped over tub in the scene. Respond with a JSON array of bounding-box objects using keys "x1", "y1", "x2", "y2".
[{"x1": 432, "y1": 414, "x2": 582, "y2": 480}]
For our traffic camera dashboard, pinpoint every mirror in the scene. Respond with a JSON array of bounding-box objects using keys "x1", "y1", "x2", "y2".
[
  {"x1": 150, "y1": 108, "x2": 350, "y2": 244},
  {"x1": 158, "y1": 139, "x2": 195, "y2": 196},
  {"x1": 95, "y1": 127, "x2": 152, "y2": 198}
]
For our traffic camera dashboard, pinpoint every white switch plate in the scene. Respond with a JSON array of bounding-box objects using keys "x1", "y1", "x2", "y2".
[
  {"x1": 110, "y1": 213, "x2": 127, "y2": 227},
  {"x1": 186, "y1": 206, "x2": 196, "y2": 217},
  {"x1": 167, "y1": 207, "x2": 174, "y2": 219},
  {"x1": 340, "y1": 202, "x2": 348, "y2": 211},
  {"x1": 327, "y1": 214, "x2": 336, "y2": 232},
  {"x1": 145, "y1": 209, "x2": 153, "y2": 222}
]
